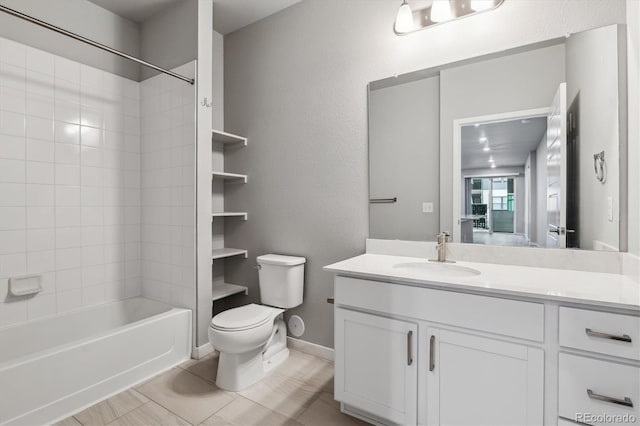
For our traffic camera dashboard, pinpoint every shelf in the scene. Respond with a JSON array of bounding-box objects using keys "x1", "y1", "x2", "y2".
[
  {"x1": 212, "y1": 212, "x2": 247, "y2": 220},
  {"x1": 212, "y1": 247, "x2": 248, "y2": 260},
  {"x1": 212, "y1": 282, "x2": 248, "y2": 301},
  {"x1": 212, "y1": 129, "x2": 247, "y2": 147},
  {"x1": 212, "y1": 171, "x2": 247, "y2": 183}
]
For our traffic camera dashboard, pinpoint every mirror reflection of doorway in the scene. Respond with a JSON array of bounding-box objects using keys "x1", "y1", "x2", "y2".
[{"x1": 465, "y1": 177, "x2": 527, "y2": 246}]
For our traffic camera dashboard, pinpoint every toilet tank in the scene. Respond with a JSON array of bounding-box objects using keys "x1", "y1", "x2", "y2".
[{"x1": 257, "y1": 254, "x2": 306, "y2": 309}]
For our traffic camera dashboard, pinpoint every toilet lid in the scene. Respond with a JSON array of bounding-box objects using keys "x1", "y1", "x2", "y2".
[{"x1": 211, "y1": 304, "x2": 274, "y2": 331}]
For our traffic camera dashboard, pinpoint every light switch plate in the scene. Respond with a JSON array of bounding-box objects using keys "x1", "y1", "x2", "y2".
[{"x1": 423, "y1": 202, "x2": 434, "y2": 213}]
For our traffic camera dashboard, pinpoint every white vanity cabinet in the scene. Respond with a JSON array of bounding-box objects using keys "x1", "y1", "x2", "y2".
[
  {"x1": 333, "y1": 275, "x2": 546, "y2": 426},
  {"x1": 334, "y1": 308, "x2": 418, "y2": 425},
  {"x1": 425, "y1": 328, "x2": 544, "y2": 426},
  {"x1": 330, "y1": 273, "x2": 639, "y2": 426}
]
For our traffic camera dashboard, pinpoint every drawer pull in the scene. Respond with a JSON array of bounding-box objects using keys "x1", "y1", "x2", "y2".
[
  {"x1": 429, "y1": 335, "x2": 435, "y2": 371},
  {"x1": 587, "y1": 389, "x2": 634, "y2": 408},
  {"x1": 407, "y1": 331, "x2": 413, "y2": 366},
  {"x1": 585, "y1": 328, "x2": 632, "y2": 343}
]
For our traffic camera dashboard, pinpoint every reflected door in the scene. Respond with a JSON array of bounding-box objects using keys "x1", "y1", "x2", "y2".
[{"x1": 546, "y1": 83, "x2": 567, "y2": 248}]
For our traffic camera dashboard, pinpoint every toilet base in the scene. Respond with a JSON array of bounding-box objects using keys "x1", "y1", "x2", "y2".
[{"x1": 215, "y1": 319, "x2": 289, "y2": 391}]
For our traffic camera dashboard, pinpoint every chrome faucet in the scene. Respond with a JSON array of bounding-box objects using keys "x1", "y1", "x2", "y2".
[{"x1": 436, "y1": 232, "x2": 451, "y2": 262}]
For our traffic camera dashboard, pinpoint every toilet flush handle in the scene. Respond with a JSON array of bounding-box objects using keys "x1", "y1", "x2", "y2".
[{"x1": 255, "y1": 264, "x2": 261, "y2": 270}]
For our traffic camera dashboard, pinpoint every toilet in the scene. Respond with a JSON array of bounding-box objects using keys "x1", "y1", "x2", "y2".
[{"x1": 208, "y1": 254, "x2": 305, "y2": 391}]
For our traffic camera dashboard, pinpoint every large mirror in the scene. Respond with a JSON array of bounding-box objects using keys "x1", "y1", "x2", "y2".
[{"x1": 369, "y1": 24, "x2": 627, "y2": 251}]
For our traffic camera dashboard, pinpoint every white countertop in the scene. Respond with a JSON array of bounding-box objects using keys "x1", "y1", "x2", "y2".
[{"x1": 324, "y1": 254, "x2": 640, "y2": 311}]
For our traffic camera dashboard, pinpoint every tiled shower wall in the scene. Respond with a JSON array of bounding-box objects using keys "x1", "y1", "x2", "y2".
[
  {"x1": 140, "y1": 62, "x2": 196, "y2": 311},
  {"x1": 0, "y1": 37, "x2": 142, "y2": 327}
]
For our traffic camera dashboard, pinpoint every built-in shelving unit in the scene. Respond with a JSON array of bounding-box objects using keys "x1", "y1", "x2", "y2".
[
  {"x1": 212, "y1": 129, "x2": 247, "y2": 147},
  {"x1": 211, "y1": 247, "x2": 248, "y2": 260},
  {"x1": 212, "y1": 283, "x2": 249, "y2": 301},
  {"x1": 212, "y1": 212, "x2": 247, "y2": 220},
  {"x1": 211, "y1": 128, "x2": 248, "y2": 302},
  {"x1": 212, "y1": 171, "x2": 247, "y2": 183}
]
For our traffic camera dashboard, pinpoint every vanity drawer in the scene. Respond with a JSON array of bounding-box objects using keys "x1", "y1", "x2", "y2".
[
  {"x1": 559, "y1": 353, "x2": 639, "y2": 426},
  {"x1": 335, "y1": 276, "x2": 544, "y2": 342},
  {"x1": 559, "y1": 307, "x2": 640, "y2": 361}
]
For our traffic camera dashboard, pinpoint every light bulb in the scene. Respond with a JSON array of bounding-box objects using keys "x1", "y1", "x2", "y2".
[
  {"x1": 430, "y1": 0, "x2": 452, "y2": 22},
  {"x1": 395, "y1": 1, "x2": 414, "y2": 33},
  {"x1": 470, "y1": 0, "x2": 494, "y2": 11}
]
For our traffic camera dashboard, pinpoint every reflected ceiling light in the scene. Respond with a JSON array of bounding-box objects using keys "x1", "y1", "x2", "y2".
[
  {"x1": 483, "y1": 146, "x2": 490, "y2": 152},
  {"x1": 479, "y1": 136, "x2": 488, "y2": 142},
  {"x1": 394, "y1": 0, "x2": 505, "y2": 35},
  {"x1": 488, "y1": 156, "x2": 495, "y2": 163},
  {"x1": 490, "y1": 163, "x2": 497, "y2": 169},
  {"x1": 395, "y1": 0, "x2": 414, "y2": 34},
  {"x1": 430, "y1": 0, "x2": 452, "y2": 22},
  {"x1": 470, "y1": 0, "x2": 494, "y2": 11}
]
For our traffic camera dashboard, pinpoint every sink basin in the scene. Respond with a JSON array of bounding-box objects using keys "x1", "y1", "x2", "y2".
[{"x1": 392, "y1": 262, "x2": 481, "y2": 278}]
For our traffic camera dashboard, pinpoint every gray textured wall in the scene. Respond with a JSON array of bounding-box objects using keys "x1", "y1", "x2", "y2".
[
  {"x1": 369, "y1": 77, "x2": 440, "y2": 241},
  {"x1": 223, "y1": 0, "x2": 627, "y2": 349},
  {"x1": 0, "y1": 0, "x2": 141, "y2": 80},
  {"x1": 140, "y1": 0, "x2": 198, "y2": 80}
]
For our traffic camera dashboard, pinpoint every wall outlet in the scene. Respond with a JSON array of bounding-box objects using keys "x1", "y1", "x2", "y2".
[
  {"x1": 422, "y1": 202, "x2": 434, "y2": 213},
  {"x1": 607, "y1": 196, "x2": 613, "y2": 222}
]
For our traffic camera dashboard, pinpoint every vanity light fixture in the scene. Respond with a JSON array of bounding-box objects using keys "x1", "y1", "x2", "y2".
[
  {"x1": 394, "y1": 0, "x2": 414, "y2": 34},
  {"x1": 470, "y1": 0, "x2": 494, "y2": 11},
  {"x1": 430, "y1": 0, "x2": 452, "y2": 22},
  {"x1": 394, "y1": 0, "x2": 505, "y2": 36}
]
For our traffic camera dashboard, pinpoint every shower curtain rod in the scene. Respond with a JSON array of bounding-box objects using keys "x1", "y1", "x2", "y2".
[{"x1": 0, "y1": 4, "x2": 195, "y2": 85}]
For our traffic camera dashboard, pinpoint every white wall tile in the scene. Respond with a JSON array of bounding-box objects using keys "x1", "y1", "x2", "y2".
[
  {"x1": 56, "y1": 288, "x2": 82, "y2": 313},
  {"x1": 27, "y1": 250, "x2": 55, "y2": 274},
  {"x1": 0, "y1": 159, "x2": 25, "y2": 183},
  {"x1": 26, "y1": 161, "x2": 54, "y2": 184},
  {"x1": 55, "y1": 206, "x2": 81, "y2": 227},
  {"x1": 0, "y1": 206, "x2": 25, "y2": 230},
  {"x1": 0, "y1": 134, "x2": 25, "y2": 160},
  {"x1": 27, "y1": 206, "x2": 54, "y2": 229},
  {"x1": 26, "y1": 228, "x2": 55, "y2": 251},
  {"x1": 26, "y1": 139, "x2": 54, "y2": 162},
  {"x1": 26, "y1": 47, "x2": 54, "y2": 75},
  {"x1": 55, "y1": 227, "x2": 81, "y2": 249},
  {"x1": 26, "y1": 184, "x2": 54, "y2": 206},
  {"x1": 56, "y1": 268, "x2": 82, "y2": 291},
  {"x1": 0, "y1": 37, "x2": 145, "y2": 322}
]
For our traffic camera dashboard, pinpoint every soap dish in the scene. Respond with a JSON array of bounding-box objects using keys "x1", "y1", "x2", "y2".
[{"x1": 9, "y1": 275, "x2": 42, "y2": 297}]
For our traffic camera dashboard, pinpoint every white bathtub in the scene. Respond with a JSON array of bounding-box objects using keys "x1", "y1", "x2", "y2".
[{"x1": 0, "y1": 297, "x2": 191, "y2": 426}]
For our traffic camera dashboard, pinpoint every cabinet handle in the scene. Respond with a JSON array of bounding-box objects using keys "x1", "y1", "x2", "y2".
[
  {"x1": 587, "y1": 389, "x2": 634, "y2": 408},
  {"x1": 406, "y1": 331, "x2": 413, "y2": 366},
  {"x1": 429, "y1": 335, "x2": 435, "y2": 371},
  {"x1": 585, "y1": 328, "x2": 632, "y2": 343}
]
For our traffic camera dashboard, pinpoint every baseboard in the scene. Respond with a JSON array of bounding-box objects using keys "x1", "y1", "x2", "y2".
[
  {"x1": 194, "y1": 342, "x2": 214, "y2": 359},
  {"x1": 287, "y1": 336, "x2": 334, "y2": 361}
]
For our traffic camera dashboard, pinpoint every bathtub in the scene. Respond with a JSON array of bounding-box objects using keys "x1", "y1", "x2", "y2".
[{"x1": 0, "y1": 297, "x2": 191, "y2": 426}]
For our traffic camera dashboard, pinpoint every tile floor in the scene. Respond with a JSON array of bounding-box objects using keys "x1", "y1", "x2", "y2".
[{"x1": 55, "y1": 350, "x2": 368, "y2": 426}]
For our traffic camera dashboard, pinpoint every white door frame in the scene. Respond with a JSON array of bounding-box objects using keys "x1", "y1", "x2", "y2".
[{"x1": 452, "y1": 107, "x2": 551, "y2": 243}]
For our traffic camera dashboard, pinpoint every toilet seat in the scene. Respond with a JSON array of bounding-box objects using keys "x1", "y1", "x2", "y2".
[{"x1": 210, "y1": 304, "x2": 276, "y2": 331}]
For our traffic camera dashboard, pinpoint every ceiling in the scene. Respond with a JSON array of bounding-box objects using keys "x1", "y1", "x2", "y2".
[
  {"x1": 88, "y1": 0, "x2": 301, "y2": 34},
  {"x1": 88, "y1": 0, "x2": 184, "y2": 23},
  {"x1": 461, "y1": 117, "x2": 547, "y2": 171},
  {"x1": 213, "y1": 0, "x2": 301, "y2": 35}
]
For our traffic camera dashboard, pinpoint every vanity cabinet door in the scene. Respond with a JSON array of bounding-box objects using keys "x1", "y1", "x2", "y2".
[
  {"x1": 426, "y1": 328, "x2": 544, "y2": 426},
  {"x1": 335, "y1": 308, "x2": 418, "y2": 425}
]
